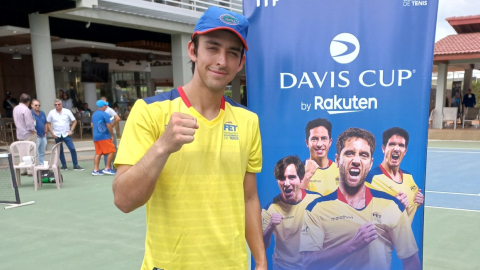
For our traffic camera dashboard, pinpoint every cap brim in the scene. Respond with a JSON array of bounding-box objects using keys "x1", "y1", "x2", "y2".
[{"x1": 192, "y1": 27, "x2": 248, "y2": 51}]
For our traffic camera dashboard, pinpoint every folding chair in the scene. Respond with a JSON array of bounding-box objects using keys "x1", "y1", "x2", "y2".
[
  {"x1": 10, "y1": 141, "x2": 37, "y2": 186},
  {"x1": 33, "y1": 143, "x2": 62, "y2": 190}
]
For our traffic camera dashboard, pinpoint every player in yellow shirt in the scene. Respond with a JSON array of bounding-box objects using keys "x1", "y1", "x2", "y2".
[
  {"x1": 112, "y1": 7, "x2": 267, "y2": 270},
  {"x1": 300, "y1": 128, "x2": 420, "y2": 270},
  {"x1": 262, "y1": 155, "x2": 321, "y2": 270},
  {"x1": 366, "y1": 127, "x2": 424, "y2": 224},
  {"x1": 300, "y1": 118, "x2": 339, "y2": 195}
]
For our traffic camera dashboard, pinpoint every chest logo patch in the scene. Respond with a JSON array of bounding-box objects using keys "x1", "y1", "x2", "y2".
[{"x1": 223, "y1": 121, "x2": 238, "y2": 140}]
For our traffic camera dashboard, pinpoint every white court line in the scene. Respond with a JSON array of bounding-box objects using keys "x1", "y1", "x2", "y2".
[
  {"x1": 426, "y1": 191, "x2": 480, "y2": 196},
  {"x1": 426, "y1": 206, "x2": 480, "y2": 213},
  {"x1": 428, "y1": 151, "x2": 480, "y2": 154}
]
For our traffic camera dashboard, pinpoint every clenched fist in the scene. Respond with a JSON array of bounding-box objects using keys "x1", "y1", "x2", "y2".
[
  {"x1": 158, "y1": 112, "x2": 199, "y2": 154},
  {"x1": 395, "y1": 192, "x2": 409, "y2": 208},
  {"x1": 348, "y1": 223, "x2": 378, "y2": 252},
  {"x1": 269, "y1": 213, "x2": 284, "y2": 227}
]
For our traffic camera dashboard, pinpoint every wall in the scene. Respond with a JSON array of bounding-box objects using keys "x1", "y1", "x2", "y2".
[{"x1": 0, "y1": 53, "x2": 36, "y2": 117}]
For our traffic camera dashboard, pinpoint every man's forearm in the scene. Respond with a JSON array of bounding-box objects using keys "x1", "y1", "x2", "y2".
[
  {"x1": 262, "y1": 224, "x2": 275, "y2": 250},
  {"x1": 402, "y1": 253, "x2": 421, "y2": 270},
  {"x1": 112, "y1": 140, "x2": 170, "y2": 213},
  {"x1": 71, "y1": 120, "x2": 77, "y2": 131},
  {"x1": 302, "y1": 242, "x2": 356, "y2": 270},
  {"x1": 244, "y1": 174, "x2": 267, "y2": 268}
]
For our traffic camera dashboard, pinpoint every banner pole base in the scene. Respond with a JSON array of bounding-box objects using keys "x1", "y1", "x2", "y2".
[{"x1": 3, "y1": 201, "x2": 35, "y2": 209}]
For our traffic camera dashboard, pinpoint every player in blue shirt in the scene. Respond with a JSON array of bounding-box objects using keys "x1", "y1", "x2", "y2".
[{"x1": 91, "y1": 100, "x2": 116, "y2": 175}]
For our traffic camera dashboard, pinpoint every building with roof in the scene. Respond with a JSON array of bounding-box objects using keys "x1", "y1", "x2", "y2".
[
  {"x1": 432, "y1": 15, "x2": 480, "y2": 129},
  {"x1": 0, "y1": 0, "x2": 245, "y2": 119}
]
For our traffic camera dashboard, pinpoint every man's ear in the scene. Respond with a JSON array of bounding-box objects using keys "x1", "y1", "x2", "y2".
[
  {"x1": 236, "y1": 54, "x2": 246, "y2": 73},
  {"x1": 187, "y1": 41, "x2": 197, "y2": 63}
]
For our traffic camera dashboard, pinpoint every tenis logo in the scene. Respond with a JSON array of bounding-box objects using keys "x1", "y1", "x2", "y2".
[
  {"x1": 223, "y1": 121, "x2": 238, "y2": 140},
  {"x1": 220, "y1": 14, "x2": 239, "y2": 25},
  {"x1": 330, "y1": 33, "x2": 360, "y2": 64}
]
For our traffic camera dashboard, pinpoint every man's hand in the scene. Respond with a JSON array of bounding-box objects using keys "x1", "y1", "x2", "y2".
[
  {"x1": 68, "y1": 131, "x2": 73, "y2": 136},
  {"x1": 414, "y1": 189, "x2": 424, "y2": 206},
  {"x1": 304, "y1": 159, "x2": 319, "y2": 179},
  {"x1": 347, "y1": 223, "x2": 378, "y2": 252},
  {"x1": 52, "y1": 134, "x2": 58, "y2": 139},
  {"x1": 111, "y1": 136, "x2": 114, "y2": 142},
  {"x1": 269, "y1": 213, "x2": 283, "y2": 228},
  {"x1": 157, "y1": 113, "x2": 199, "y2": 154},
  {"x1": 396, "y1": 192, "x2": 409, "y2": 208}
]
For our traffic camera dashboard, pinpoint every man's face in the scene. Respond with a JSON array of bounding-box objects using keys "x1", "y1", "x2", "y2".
[
  {"x1": 188, "y1": 31, "x2": 245, "y2": 92},
  {"x1": 336, "y1": 138, "x2": 373, "y2": 189},
  {"x1": 277, "y1": 164, "x2": 302, "y2": 204},
  {"x1": 306, "y1": 126, "x2": 332, "y2": 160},
  {"x1": 54, "y1": 101, "x2": 63, "y2": 110},
  {"x1": 382, "y1": 135, "x2": 407, "y2": 169},
  {"x1": 32, "y1": 101, "x2": 40, "y2": 112}
]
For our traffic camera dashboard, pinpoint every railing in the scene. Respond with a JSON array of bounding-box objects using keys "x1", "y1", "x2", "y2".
[{"x1": 145, "y1": 0, "x2": 243, "y2": 14}]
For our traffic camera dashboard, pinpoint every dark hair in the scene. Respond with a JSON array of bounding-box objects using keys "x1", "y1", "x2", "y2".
[
  {"x1": 336, "y1": 128, "x2": 376, "y2": 157},
  {"x1": 305, "y1": 118, "x2": 332, "y2": 141},
  {"x1": 62, "y1": 92, "x2": 69, "y2": 100},
  {"x1": 190, "y1": 32, "x2": 245, "y2": 74},
  {"x1": 19, "y1": 93, "x2": 31, "y2": 104},
  {"x1": 382, "y1": 127, "x2": 409, "y2": 148},
  {"x1": 274, "y1": 155, "x2": 305, "y2": 180}
]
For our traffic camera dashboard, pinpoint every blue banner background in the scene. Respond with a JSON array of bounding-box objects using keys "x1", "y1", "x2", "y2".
[{"x1": 244, "y1": 0, "x2": 438, "y2": 269}]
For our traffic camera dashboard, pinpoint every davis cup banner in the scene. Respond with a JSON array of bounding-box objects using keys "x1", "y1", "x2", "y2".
[{"x1": 244, "y1": 0, "x2": 438, "y2": 269}]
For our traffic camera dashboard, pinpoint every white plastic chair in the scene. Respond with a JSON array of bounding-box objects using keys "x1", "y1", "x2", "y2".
[
  {"x1": 429, "y1": 109, "x2": 435, "y2": 127},
  {"x1": 463, "y1": 107, "x2": 480, "y2": 128},
  {"x1": 442, "y1": 107, "x2": 458, "y2": 130},
  {"x1": 33, "y1": 143, "x2": 62, "y2": 190},
  {"x1": 10, "y1": 141, "x2": 37, "y2": 186}
]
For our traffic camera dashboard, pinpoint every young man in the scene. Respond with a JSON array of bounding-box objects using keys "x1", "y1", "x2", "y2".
[
  {"x1": 366, "y1": 127, "x2": 424, "y2": 224},
  {"x1": 262, "y1": 155, "x2": 320, "y2": 270},
  {"x1": 91, "y1": 100, "x2": 116, "y2": 176},
  {"x1": 300, "y1": 128, "x2": 420, "y2": 270},
  {"x1": 463, "y1": 88, "x2": 476, "y2": 109},
  {"x1": 47, "y1": 99, "x2": 84, "y2": 171},
  {"x1": 13, "y1": 93, "x2": 36, "y2": 175},
  {"x1": 112, "y1": 7, "x2": 267, "y2": 270},
  {"x1": 100, "y1": 97, "x2": 120, "y2": 170},
  {"x1": 300, "y1": 118, "x2": 339, "y2": 196},
  {"x1": 31, "y1": 99, "x2": 48, "y2": 165}
]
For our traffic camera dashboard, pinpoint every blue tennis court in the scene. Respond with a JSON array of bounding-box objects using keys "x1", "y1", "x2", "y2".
[{"x1": 425, "y1": 148, "x2": 480, "y2": 211}]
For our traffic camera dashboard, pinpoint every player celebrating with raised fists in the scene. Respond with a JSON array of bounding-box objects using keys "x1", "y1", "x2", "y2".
[
  {"x1": 301, "y1": 118, "x2": 339, "y2": 196},
  {"x1": 112, "y1": 7, "x2": 267, "y2": 270},
  {"x1": 262, "y1": 155, "x2": 321, "y2": 270},
  {"x1": 366, "y1": 127, "x2": 424, "y2": 224},
  {"x1": 300, "y1": 128, "x2": 420, "y2": 270}
]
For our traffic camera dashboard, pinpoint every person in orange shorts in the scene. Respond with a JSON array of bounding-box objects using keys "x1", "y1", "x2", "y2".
[{"x1": 91, "y1": 100, "x2": 116, "y2": 175}]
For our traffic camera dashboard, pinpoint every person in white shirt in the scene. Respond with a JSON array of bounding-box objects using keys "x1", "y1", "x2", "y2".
[{"x1": 47, "y1": 99, "x2": 84, "y2": 171}]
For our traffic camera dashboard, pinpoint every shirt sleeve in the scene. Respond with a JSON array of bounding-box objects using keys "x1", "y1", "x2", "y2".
[
  {"x1": 24, "y1": 109, "x2": 36, "y2": 132},
  {"x1": 114, "y1": 100, "x2": 161, "y2": 168},
  {"x1": 104, "y1": 112, "x2": 112, "y2": 124},
  {"x1": 67, "y1": 109, "x2": 75, "y2": 121},
  {"x1": 299, "y1": 207, "x2": 325, "y2": 252},
  {"x1": 47, "y1": 111, "x2": 52, "y2": 123},
  {"x1": 247, "y1": 115, "x2": 262, "y2": 173},
  {"x1": 261, "y1": 208, "x2": 272, "y2": 231},
  {"x1": 390, "y1": 209, "x2": 419, "y2": 259}
]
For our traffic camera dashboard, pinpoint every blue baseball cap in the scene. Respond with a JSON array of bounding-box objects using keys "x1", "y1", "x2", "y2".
[
  {"x1": 193, "y1": 7, "x2": 249, "y2": 50},
  {"x1": 96, "y1": 100, "x2": 108, "y2": 107}
]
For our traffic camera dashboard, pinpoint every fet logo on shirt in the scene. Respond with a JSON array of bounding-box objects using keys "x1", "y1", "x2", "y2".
[{"x1": 223, "y1": 121, "x2": 238, "y2": 140}]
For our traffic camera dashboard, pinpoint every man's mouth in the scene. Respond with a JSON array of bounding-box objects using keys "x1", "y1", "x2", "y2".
[
  {"x1": 349, "y1": 168, "x2": 360, "y2": 177},
  {"x1": 284, "y1": 187, "x2": 294, "y2": 196},
  {"x1": 392, "y1": 154, "x2": 400, "y2": 161}
]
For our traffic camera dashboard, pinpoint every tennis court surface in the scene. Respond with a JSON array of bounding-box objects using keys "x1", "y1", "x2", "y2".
[{"x1": 1, "y1": 141, "x2": 480, "y2": 269}]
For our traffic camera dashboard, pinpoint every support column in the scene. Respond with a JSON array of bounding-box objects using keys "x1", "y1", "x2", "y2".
[
  {"x1": 433, "y1": 64, "x2": 448, "y2": 129},
  {"x1": 171, "y1": 34, "x2": 192, "y2": 88},
  {"x1": 231, "y1": 75, "x2": 241, "y2": 103},
  {"x1": 29, "y1": 13, "x2": 56, "y2": 114},
  {"x1": 462, "y1": 68, "x2": 473, "y2": 96}
]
